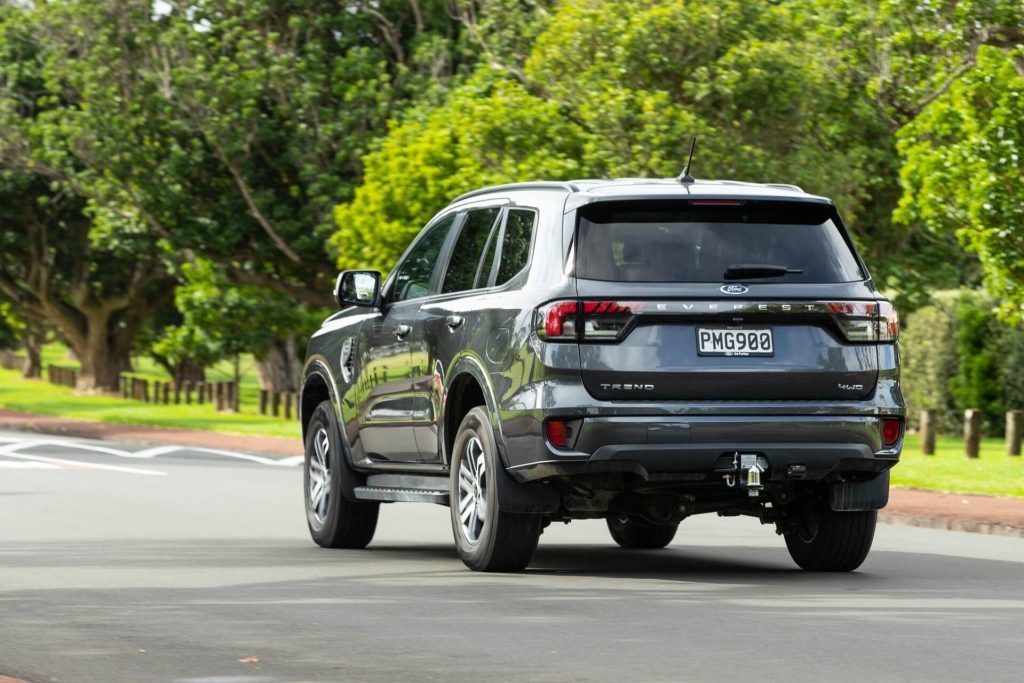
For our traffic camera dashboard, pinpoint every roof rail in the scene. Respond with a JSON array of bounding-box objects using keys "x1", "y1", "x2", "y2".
[{"x1": 448, "y1": 181, "x2": 579, "y2": 205}]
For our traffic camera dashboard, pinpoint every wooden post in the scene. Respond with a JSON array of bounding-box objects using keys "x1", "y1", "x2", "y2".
[
  {"x1": 194, "y1": 382, "x2": 204, "y2": 404},
  {"x1": 227, "y1": 381, "x2": 237, "y2": 412},
  {"x1": 259, "y1": 389, "x2": 269, "y2": 415},
  {"x1": 184, "y1": 380, "x2": 193, "y2": 404},
  {"x1": 964, "y1": 409, "x2": 981, "y2": 458},
  {"x1": 272, "y1": 391, "x2": 281, "y2": 417},
  {"x1": 142, "y1": 379, "x2": 151, "y2": 403},
  {"x1": 69, "y1": 370, "x2": 77, "y2": 388},
  {"x1": 207, "y1": 382, "x2": 214, "y2": 403},
  {"x1": 1007, "y1": 410, "x2": 1022, "y2": 456},
  {"x1": 215, "y1": 382, "x2": 225, "y2": 411},
  {"x1": 162, "y1": 382, "x2": 170, "y2": 404},
  {"x1": 173, "y1": 382, "x2": 181, "y2": 405},
  {"x1": 121, "y1": 376, "x2": 130, "y2": 399},
  {"x1": 920, "y1": 409, "x2": 936, "y2": 455},
  {"x1": 284, "y1": 392, "x2": 293, "y2": 420}
]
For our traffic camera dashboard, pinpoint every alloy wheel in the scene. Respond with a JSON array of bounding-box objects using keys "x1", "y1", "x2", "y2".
[{"x1": 457, "y1": 435, "x2": 487, "y2": 544}]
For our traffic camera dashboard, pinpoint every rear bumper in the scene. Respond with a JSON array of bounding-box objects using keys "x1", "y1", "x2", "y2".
[{"x1": 501, "y1": 414, "x2": 901, "y2": 483}]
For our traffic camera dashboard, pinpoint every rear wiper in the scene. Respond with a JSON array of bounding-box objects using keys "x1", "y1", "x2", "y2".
[{"x1": 723, "y1": 264, "x2": 804, "y2": 280}]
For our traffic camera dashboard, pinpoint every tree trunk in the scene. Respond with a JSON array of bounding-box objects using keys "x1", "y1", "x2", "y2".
[
  {"x1": 170, "y1": 357, "x2": 206, "y2": 387},
  {"x1": 21, "y1": 325, "x2": 43, "y2": 379},
  {"x1": 255, "y1": 336, "x2": 301, "y2": 393},
  {"x1": 70, "y1": 312, "x2": 133, "y2": 394}
]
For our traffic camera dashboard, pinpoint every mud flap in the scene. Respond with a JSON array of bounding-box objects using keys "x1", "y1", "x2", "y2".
[
  {"x1": 494, "y1": 447, "x2": 560, "y2": 514},
  {"x1": 829, "y1": 471, "x2": 890, "y2": 511}
]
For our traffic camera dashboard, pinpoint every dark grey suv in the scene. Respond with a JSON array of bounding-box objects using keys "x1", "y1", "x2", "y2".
[{"x1": 300, "y1": 178, "x2": 903, "y2": 572}]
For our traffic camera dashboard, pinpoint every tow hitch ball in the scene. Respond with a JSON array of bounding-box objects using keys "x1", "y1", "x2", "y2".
[{"x1": 724, "y1": 453, "x2": 769, "y2": 497}]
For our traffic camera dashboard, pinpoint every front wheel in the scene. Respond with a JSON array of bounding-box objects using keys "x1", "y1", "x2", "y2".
[
  {"x1": 304, "y1": 400, "x2": 379, "y2": 549},
  {"x1": 449, "y1": 407, "x2": 542, "y2": 572},
  {"x1": 784, "y1": 499, "x2": 877, "y2": 572},
  {"x1": 607, "y1": 515, "x2": 678, "y2": 549}
]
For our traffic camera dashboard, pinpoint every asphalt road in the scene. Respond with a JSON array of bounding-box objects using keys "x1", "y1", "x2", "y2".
[{"x1": 1, "y1": 429, "x2": 1022, "y2": 683}]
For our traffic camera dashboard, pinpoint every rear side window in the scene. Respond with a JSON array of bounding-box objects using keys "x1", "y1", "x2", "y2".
[
  {"x1": 441, "y1": 207, "x2": 500, "y2": 294},
  {"x1": 576, "y1": 201, "x2": 864, "y2": 283},
  {"x1": 392, "y1": 213, "x2": 457, "y2": 302},
  {"x1": 494, "y1": 209, "x2": 536, "y2": 286}
]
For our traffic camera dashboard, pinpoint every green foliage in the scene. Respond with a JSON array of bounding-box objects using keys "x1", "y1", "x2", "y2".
[
  {"x1": 333, "y1": 70, "x2": 585, "y2": 272},
  {"x1": 154, "y1": 260, "x2": 324, "y2": 367},
  {"x1": 333, "y1": 0, "x2": 989, "y2": 290},
  {"x1": 0, "y1": 301, "x2": 18, "y2": 350},
  {"x1": 901, "y1": 293, "x2": 960, "y2": 432},
  {"x1": 902, "y1": 289, "x2": 1024, "y2": 435},
  {"x1": 950, "y1": 291, "x2": 1006, "y2": 432},
  {"x1": 897, "y1": 47, "x2": 1024, "y2": 319}
]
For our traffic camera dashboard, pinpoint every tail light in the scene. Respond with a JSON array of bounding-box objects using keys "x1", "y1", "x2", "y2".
[
  {"x1": 545, "y1": 418, "x2": 582, "y2": 449},
  {"x1": 537, "y1": 300, "x2": 578, "y2": 340},
  {"x1": 827, "y1": 301, "x2": 899, "y2": 342},
  {"x1": 537, "y1": 300, "x2": 641, "y2": 342},
  {"x1": 878, "y1": 301, "x2": 899, "y2": 341},
  {"x1": 881, "y1": 417, "x2": 902, "y2": 447}
]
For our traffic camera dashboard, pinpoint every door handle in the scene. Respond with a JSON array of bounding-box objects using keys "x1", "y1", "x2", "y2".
[
  {"x1": 393, "y1": 323, "x2": 411, "y2": 339},
  {"x1": 445, "y1": 315, "x2": 465, "y2": 330}
]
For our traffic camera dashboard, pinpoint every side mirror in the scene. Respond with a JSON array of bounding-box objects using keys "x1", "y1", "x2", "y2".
[{"x1": 334, "y1": 270, "x2": 381, "y2": 309}]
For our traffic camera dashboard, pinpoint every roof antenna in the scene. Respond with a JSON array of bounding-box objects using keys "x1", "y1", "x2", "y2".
[{"x1": 676, "y1": 136, "x2": 697, "y2": 184}]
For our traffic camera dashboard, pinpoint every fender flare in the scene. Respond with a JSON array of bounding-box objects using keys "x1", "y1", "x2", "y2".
[
  {"x1": 301, "y1": 356, "x2": 365, "y2": 501},
  {"x1": 447, "y1": 355, "x2": 559, "y2": 515}
]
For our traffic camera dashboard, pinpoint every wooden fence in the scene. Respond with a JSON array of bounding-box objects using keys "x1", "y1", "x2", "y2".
[
  {"x1": 0, "y1": 350, "x2": 20, "y2": 371},
  {"x1": 918, "y1": 408, "x2": 1022, "y2": 457}
]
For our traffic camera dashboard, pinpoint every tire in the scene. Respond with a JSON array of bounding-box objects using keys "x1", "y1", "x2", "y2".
[
  {"x1": 304, "y1": 400, "x2": 379, "y2": 549},
  {"x1": 607, "y1": 515, "x2": 678, "y2": 549},
  {"x1": 450, "y1": 406, "x2": 542, "y2": 572},
  {"x1": 784, "y1": 499, "x2": 877, "y2": 572}
]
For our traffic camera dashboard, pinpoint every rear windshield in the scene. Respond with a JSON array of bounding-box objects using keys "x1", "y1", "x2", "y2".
[{"x1": 576, "y1": 200, "x2": 864, "y2": 283}]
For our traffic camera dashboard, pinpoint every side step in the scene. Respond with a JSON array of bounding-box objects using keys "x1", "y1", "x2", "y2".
[{"x1": 353, "y1": 473, "x2": 450, "y2": 506}]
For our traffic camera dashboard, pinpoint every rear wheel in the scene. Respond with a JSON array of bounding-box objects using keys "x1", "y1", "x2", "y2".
[
  {"x1": 607, "y1": 515, "x2": 678, "y2": 549},
  {"x1": 784, "y1": 499, "x2": 876, "y2": 572},
  {"x1": 450, "y1": 407, "x2": 542, "y2": 572},
  {"x1": 305, "y1": 401, "x2": 379, "y2": 549}
]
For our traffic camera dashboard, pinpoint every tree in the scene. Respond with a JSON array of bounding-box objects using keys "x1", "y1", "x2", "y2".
[
  {"x1": 332, "y1": 0, "x2": 915, "y2": 282},
  {"x1": 896, "y1": 47, "x2": 1024, "y2": 319},
  {"x1": 153, "y1": 260, "x2": 325, "y2": 402}
]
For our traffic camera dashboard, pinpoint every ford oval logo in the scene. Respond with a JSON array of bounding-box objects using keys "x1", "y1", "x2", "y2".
[{"x1": 720, "y1": 284, "x2": 749, "y2": 295}]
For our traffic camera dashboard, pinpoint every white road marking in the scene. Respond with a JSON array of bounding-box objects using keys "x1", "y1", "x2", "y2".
[
  {"x1": 0, "y1": 450, "x2": 166, "y2": 476},
  {"x1": 0, "y1": 460, "x2": 62, "y2": 469},
  {"x1": 0, "y1": 436, "x2": 302, "y2": 469}
]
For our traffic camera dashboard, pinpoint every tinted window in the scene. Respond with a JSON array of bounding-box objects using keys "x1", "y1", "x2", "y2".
[
  {"x1": 441, "y1": 208, "x2": 500, "y2": 294},
  {"x1": 576, "y1": 201, "x2": 863, "y2": 283},
  {"x1": 392, "y1": 214, "x2": 456, "y2": 302},
  {"x1": 494, "y1": 209, "x2": 535, "y2": 286}
]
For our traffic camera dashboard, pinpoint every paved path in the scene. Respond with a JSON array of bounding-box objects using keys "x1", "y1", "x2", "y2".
[{"x1": 0, "y1": 430, "x2": 1022, "y2": 682}]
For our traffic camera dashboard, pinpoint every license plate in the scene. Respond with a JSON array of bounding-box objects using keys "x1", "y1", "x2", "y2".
[{"x1": 697, "y1": 328, "x2": 774, "y2": 357}]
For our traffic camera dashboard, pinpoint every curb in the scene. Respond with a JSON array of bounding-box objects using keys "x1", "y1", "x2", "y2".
[{"x1": 879, "y1": 512, "x2": 1024, "y2": 538}]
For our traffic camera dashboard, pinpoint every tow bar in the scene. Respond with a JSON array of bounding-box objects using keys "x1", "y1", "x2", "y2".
[{"x1": 724, "y1": 453, "x2": 769, "y2": 497}]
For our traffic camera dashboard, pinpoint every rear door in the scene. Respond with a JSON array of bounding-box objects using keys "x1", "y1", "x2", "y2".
[
  {"x1": 571, "y1": 199, "x2": 881, "y2": 402},
  {"x1": 411, "y1": 206, "x2": 503, "y2": 463}
]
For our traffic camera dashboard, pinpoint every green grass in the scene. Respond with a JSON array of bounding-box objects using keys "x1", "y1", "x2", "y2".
[
  {"x1": 0, "y1": 368, "x2": 300, "y2": 439},
  {"x1": 892, "y1": 434, "x2": 1024, "y2": 497},
  {"x1": 6, "y1": 347, "x2": 1024, "y2": 494},
  {"x1": 29, "y1": 343, "x2": 269, "y2": 413}
]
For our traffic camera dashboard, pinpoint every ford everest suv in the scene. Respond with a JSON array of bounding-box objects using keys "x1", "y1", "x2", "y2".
[{"x1": 300, "y1": 178, "x2": 903, "y2": 573}]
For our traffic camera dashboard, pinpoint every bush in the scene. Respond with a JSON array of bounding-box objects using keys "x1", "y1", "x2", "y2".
[
  {"x1": 902, "y1": 292, "x2": 959, "y2": 433},
  {"x1": 902, "y1": 289, "x2": 1024, "y2": 435}
]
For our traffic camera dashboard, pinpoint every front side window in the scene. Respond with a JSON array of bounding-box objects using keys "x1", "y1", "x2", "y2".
[
  {"x1": 441, "y1": 207, "x2": 501, "y2": 294},
  {"x1": 391, "y1": 214, "x2": 457, "y2": 302}
]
